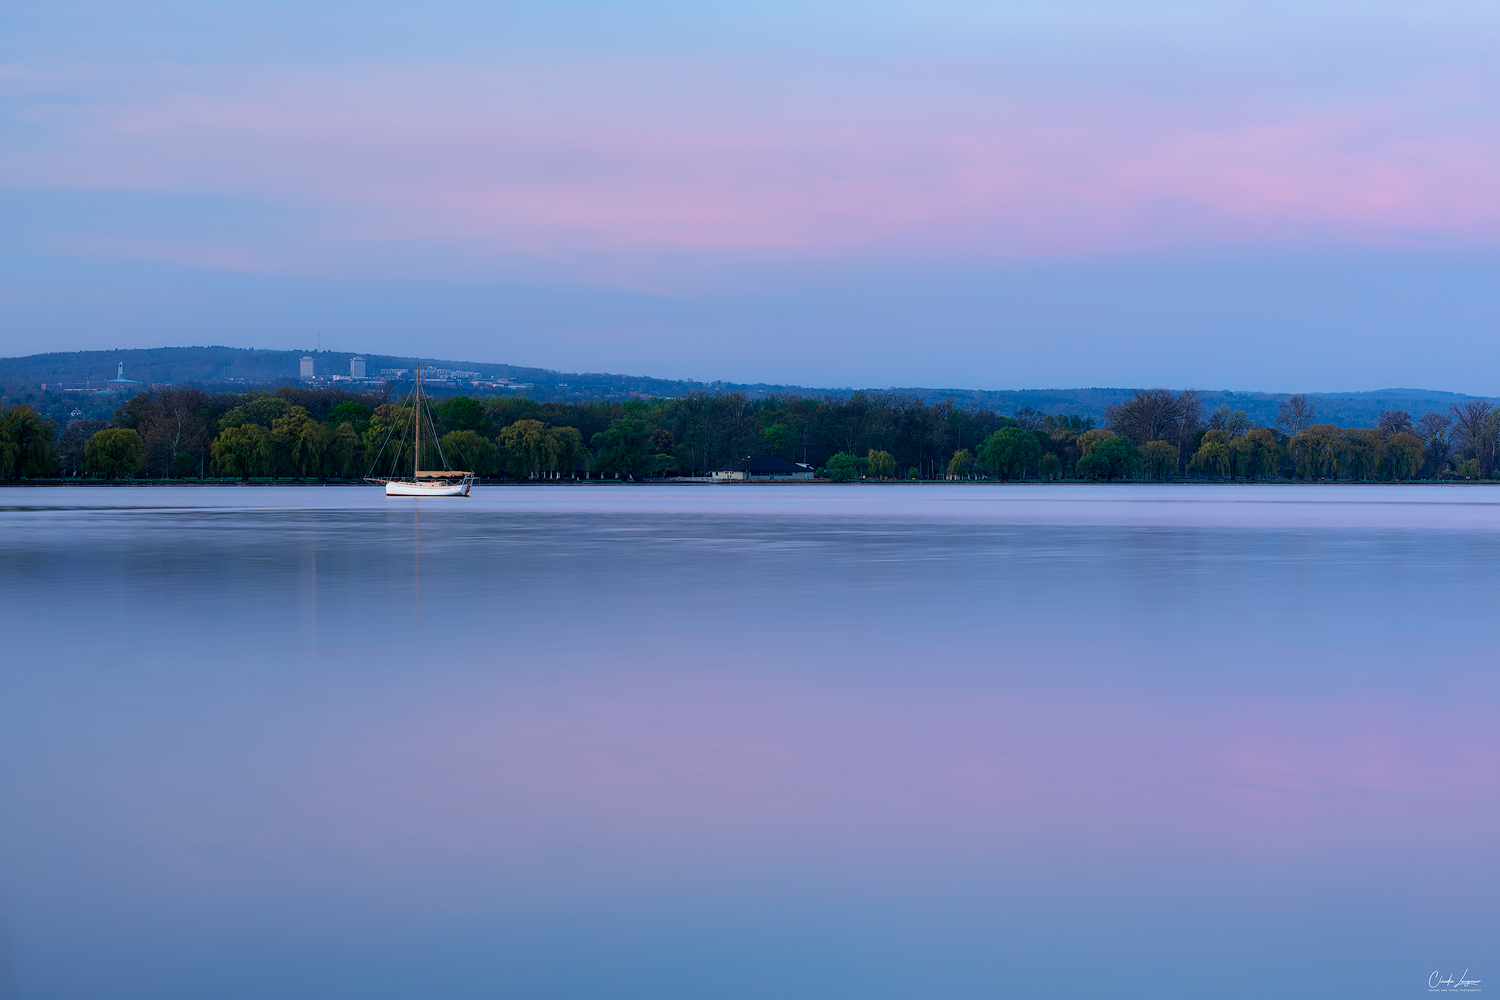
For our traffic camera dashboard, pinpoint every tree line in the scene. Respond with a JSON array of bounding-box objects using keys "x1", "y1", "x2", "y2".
[{"x1": 0, "y1": 384, "x2": 1496, "y2": 481}]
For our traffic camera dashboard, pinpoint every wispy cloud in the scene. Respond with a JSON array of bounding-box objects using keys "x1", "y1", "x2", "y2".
[{"x1": 4, "y1": 51, "x2": 1498, "y2": 275}]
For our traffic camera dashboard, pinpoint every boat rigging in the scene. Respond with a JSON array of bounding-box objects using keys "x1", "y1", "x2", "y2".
[{"x1": 365, "y1": 363, "x2": 476, "y2": 497}]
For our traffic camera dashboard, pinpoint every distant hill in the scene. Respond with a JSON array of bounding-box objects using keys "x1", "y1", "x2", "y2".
[
  {"x1": 884, "y1": 385, "x2": 1491, "y2": 429},
  {"x1": 0, "y1": 346, "x2": 1492, "y2": 428},
  {"x1": 0, "y1": 346, "x2": 791, "y2": 401}
]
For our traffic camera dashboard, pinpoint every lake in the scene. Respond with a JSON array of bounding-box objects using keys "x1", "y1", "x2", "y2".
[{"x1": 1, "y1": 483, "x2": 1496, "y2": 999}]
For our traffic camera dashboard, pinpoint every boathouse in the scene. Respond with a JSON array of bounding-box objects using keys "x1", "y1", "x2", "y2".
[{"x1": 712, "y1": 456, "x2": 815, "y2": 480}]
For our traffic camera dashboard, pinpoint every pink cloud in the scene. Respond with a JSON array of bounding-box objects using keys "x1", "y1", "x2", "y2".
[{"x1": 6, "y1": 62, "x2": 1500, "y2": 270}]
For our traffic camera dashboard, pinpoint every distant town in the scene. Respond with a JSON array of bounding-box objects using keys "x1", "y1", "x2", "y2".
[{"x1": 39, "y1": 356, "x2": 535, "y2": 394}]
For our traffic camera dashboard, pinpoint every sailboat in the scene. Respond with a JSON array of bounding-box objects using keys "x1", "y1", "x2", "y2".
[{"x1": 366, "y1": 364, "x2": 476, "y2": 497}]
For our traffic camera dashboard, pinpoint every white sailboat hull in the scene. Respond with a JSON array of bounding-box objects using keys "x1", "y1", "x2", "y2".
[{"x1": 384, "y1": 478, "x2": 472, "y2": 497}]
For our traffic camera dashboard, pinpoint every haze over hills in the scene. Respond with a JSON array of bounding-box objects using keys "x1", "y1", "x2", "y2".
[{"x1": 1, "y1": 346, "x2": 1491, "y2": 429}]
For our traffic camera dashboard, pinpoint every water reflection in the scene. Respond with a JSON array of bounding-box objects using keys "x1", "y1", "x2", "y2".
[{"x1": 0, "y1": 485, "x2": 1496, "y2": 999}]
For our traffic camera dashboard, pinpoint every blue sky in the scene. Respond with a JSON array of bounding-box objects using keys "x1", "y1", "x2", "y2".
[{"x1": 3, "y1": 0, "x2": 1499, "y2": 390}]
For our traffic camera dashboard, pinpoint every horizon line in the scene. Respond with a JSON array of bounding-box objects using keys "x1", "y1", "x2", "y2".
[{"x1": 3, "y1": 345, "x2": 1496, "y2": 402}]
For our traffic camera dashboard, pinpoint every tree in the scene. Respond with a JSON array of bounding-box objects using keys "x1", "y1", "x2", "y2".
[
  {"x1": 272, "y1": 406, "x2": 328, "y2": 478},
  {"x1": 1416, "y1": 411, "x2": 1453, "y2": 476},
  {"x1": 436, "y1": 429, "x2": 499, "y2": 476},
  {"x1": 866, "y1": 449, "x2": 895, "y2": 479},
  {"x1": 1341, "y1": 428, "x2": 1383, "y2": 481},
  {"x1": 1044, "y1": 414, "x2": 1094, "y2": 435},
  {"x1": 1106, "y1": 389, "x2": 1202, "y2": 470},
  {"x1": 1276, "y1": 394, "x2": 1317, "y2": 435},
  {"x1": 1075, "y1": 436, "x2": 1140, "y2": 481},
  {"x1": 1450, "y1": 399, "x2": 1497, "y2": 477},
  {"x1": 1485, "y1": 409, "x2": 1500, "y2": 478},
  {"x1": 1188, "y1": 430, "x2": 1232, "y2": 477},
  {"x1": 589, "y1": 417, "x2": 652, "y2": 479},
  {"x1": 501, "y1": 418, "x2": 551, "y2": 477},
  {"x1": 546, "y1": 426, "x2": 585, "y2": 478},
  {"x1": 1173, "y1": 390, "x2": 1206, "y2": 466},
  {"x1": 946, "y1": 449, "x2": 972, "y2": 479},
  {"x1": 0, "y1": 426, "x2": 16, "y2": 479},
  {"x1": 1208, "y1": 407, "x2": 1252, "y2": 437},
  {"x1": 96, "y1": 383, "x2": 1500, "y2": 489},
  {"x1": 1288, "y1": 424, "x2": 1342, "y2": 479},
  {"x1": 825, "y1": 452, "x2": 865, "y2": 482},
  {"x1": 1105, "y1": 389, "x2": 1177, "y2": 444},
  {"x1": 220, "y1": 394, "x2": 290, "y2": 430},
  {"x1": 1075, "y1": 428, "x2": 1112, "y2": 458},
  {"x1": 210, "y1": 424, "x2": 271, "y2": 480},
  {"x1": 1385, "y1": 432, "x2": 1424, "y2": 480},
  {"x1": 57, "y1": 418, "x2": 108, "y2": 476},
  {"x1": 436, "y1": 396, "x2": 488, "y2": 434},
  {"x1": 326, "y1": 401, "x2": 374, "y2": 432},
  {"x1": 0, "y1": 404, "x2": 58, "y2": 478},
  {"x1": 84, "y1": 428, "x2": 144, "y2": 479},
  {"x1": 631, "y1": 426, "x2": 677, "y2": 478},
  {"x1": 1012, "y1": 407, "x2": 1045, "y2": 431},
  {"x1": 213, "y1": 393, "x2": 298, "y2": 478},
  {"x1": 363, "y1": 403, "x2": 418, "y2": 478},
  {"x1": 119, "y1": 388, "x2": 211, "y2": 478},
  {"x1": 1039, "y1": 452, "x2": 1062, "y2": 479},
  {"x1": 1141, "y1": 440, "x2": 1179, "y2": 480},
  {"x1": 978, "y1": 427, "x2": 1042, "y2": 480},
  {"x1": 762, "y1": 423, "x2": 792, "y2": 459},
  {"x1": 1234, "y1": 428, "x2": 1282, "y2": 479},
  {"x1": 328, "y1": 422, "x2": 363, "y2": 478},
  {"x1": 1377, "y1": 410, "x2": 1414, "y2": 437}
]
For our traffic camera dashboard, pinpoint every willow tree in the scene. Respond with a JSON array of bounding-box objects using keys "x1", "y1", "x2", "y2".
[
  {"x1": 500, "y1": 418, "x2": 550, "y2": 478},
  {"x1": 85, "y1": 428, "x2": 144, "y2": 479},
  {"x1": 546, "y1": 426, "x2": 584, "y2": 478},
  {"x1": 1234, "y1": 428, "x2": 1282, "y2": 480},
  {"x1": 1189, "y1": 431, "x2": 1232, "y2": 478},
  {"x1": 1141, "y1": 440, "x2": 1179, "y2": 480},
  {"x1": 866, "y1": 449, "x2": 895, "y2": 479},
  {"x1": 272, "y1": 406, "x2": 329, "y2": 479},
  {"x1": 979, "y1": 427, "x2": 1042, "y2": 480},
  {"x1": 1385, "y1": 432, "x2": 1424, "y2": 480},
  {"x1": 1289, "y1": 424, "x2": 1343, "y2": 479},
  {"x1": 0, "y1": 404, "x2": 57, "y2": 479},
  {"x1": 210, "y1": 424, "x2": 270, "y2": 480}
]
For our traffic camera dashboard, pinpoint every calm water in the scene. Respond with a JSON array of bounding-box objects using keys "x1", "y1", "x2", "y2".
[{"x1": 1, "y1": 484, "x2": 1496, "y2": 999}]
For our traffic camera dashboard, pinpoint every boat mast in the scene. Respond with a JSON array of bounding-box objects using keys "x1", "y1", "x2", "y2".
[{"x1": 414, "y1": 363, "x2": 421, "y2": 480}]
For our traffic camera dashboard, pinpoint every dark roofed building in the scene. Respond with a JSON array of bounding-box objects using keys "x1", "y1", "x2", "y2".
[{"x1": 712, "y1": 455, "x2": 815, "y2": 480}]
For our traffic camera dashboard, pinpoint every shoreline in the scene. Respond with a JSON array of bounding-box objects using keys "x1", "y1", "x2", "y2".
[{"x1": 1, "y1": 477, "x2": 1495, "y2": 488}]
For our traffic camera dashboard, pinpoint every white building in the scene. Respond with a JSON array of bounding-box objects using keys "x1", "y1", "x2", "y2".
[
  {"x1": 106, "y1": 362, "x2": 141, "y2": 387},
  {"x1": 349, "y1": 356, "x2": 366, "y2": 378},
  {"x1": 299, "y1": 356, "x2": 315, "y2": 379}
]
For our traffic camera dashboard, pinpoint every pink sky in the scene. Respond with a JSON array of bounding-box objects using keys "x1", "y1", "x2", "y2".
[
  {"x1": 9, "y1": 62, "x2": 1500, "y2": 276},
  {"x1": 5, "y1": 0, "x2": 1500, "y2": 388}
]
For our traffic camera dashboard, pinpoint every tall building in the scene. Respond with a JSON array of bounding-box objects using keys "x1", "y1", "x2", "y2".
[
  {"x1": 107, "y1": 362, "x2": 141, "y2": 386},
  {"x1": 350, "y1": 356, "x2": 366, "y2": 378},
  {"x1": 300, "y1": 356, "x2": 315, "y2": 379}
]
